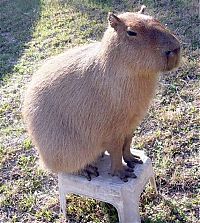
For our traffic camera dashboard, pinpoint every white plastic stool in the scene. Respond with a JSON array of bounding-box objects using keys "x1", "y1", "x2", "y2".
[{"x1": 58, "y1": 149, "x2": 157, "y2": 223}]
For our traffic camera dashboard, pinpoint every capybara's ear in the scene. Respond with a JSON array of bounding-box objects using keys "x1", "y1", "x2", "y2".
[
  {"x1": 137, "y1": 5, "x2": 146, "y2": 14},
  {"x1": 108, "y1": 12, "x2": 122, "y2": 30}
]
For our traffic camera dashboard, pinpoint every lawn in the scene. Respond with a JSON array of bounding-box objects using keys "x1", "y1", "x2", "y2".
[{"x1": 0, "y1": 0, "x2": 199, "y2": 222}]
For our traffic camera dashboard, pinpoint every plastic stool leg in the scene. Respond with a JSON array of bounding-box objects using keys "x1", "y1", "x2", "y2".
[
  {"x1": 116, "y1": 196, "x2": 141, "y2": 223},
  {"x1": 59, "y1": 189, "x2": 67, "y2": 219},
  {"x1": 150, "y1": 175, "x2": 158, "y2": 194}
]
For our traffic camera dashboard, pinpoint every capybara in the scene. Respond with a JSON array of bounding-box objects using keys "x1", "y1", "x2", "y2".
[{"x1": 22, "y1": 8, "x2": 181, "y2": 182}]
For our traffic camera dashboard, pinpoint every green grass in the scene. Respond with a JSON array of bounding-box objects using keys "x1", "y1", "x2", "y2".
[{"x1": 0, "y1": 0, "x2": 199, "y2": 222}]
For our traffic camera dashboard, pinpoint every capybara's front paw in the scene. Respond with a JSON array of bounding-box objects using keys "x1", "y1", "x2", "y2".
[
  {"x1": 110, "y1": 166, "x2": 137, "y2": 182},
  {"x1": 124, "y1": 154, "x2": 143, "y2": 168}
]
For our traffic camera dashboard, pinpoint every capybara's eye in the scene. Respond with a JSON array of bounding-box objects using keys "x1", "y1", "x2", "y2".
[{"x1": 127, "y1": 30, "x2": 137, "y2": 36}]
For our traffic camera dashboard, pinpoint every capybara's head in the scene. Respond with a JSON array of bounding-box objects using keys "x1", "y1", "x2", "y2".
[{"x1": 102, "y1": 7, "x2": 181, "y2": 74}]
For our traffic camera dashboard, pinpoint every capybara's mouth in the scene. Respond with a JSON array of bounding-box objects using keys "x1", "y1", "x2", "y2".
[{"x1": 164, "y1": 47, "x2": 181, "y2": 71}]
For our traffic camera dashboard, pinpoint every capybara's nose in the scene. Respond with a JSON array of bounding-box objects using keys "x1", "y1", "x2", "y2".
[{"x1": 165, "y1": 47, "x2": 180, "y2": 57}]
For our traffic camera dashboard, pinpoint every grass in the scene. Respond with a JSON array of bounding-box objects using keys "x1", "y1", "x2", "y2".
[{"x1": 0, "y1": 0, "x2": 199, "y2": 222}]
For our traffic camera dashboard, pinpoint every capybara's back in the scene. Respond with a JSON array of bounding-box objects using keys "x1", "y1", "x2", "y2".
[
  {"x1": 23, "y1": 43, "x2": 105, "y2": 173},
  {"x1": 23, "y1": 10, "x2": 180, "y2": 178}
]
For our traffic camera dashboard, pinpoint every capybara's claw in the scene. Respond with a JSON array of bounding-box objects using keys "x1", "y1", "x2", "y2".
[
  {"x1": 111, "y1": 167, "x2": 137, "y2": 182},
  {"x1": 125, "y1": 155, "x2": 143, "y2": 168},
  {"x1": 80, "y1": 164, "x2": 99, "y2": 181}
]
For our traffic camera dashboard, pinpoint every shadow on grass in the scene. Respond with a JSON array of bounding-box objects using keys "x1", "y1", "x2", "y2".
[
  {"x1": 0, "y1": 0, "x2": 41, "y2": 80},
  {"x1": 65, "y1": 194, "x2": 119, "y2": 222}
]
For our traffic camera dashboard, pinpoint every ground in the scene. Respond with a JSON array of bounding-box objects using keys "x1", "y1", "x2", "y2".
[{"x1": 0, "y1": 0, "x2": 199, "y2": 222}]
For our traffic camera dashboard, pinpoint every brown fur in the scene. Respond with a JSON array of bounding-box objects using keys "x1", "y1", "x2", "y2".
[{"x1": 22, "y1": 12, "x2": 181, "y2": 175}]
